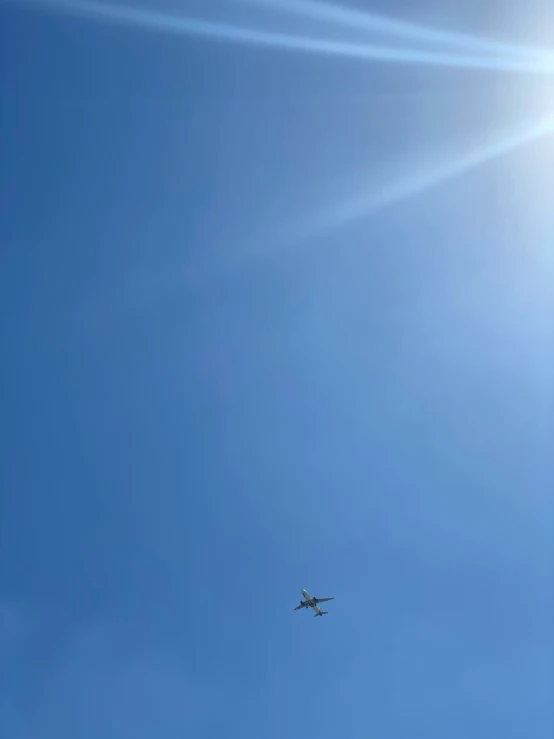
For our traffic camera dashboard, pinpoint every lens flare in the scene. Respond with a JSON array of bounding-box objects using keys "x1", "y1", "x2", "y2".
[
  {"x1": 292, "y1": 113, "x2": 554, "y2": 239},
  {"x1": 242, "y1": 0, "x2": 554, "y2": 65},
  {"x1": 12, "y1": 0, "x2": 554, "y2": 74}
]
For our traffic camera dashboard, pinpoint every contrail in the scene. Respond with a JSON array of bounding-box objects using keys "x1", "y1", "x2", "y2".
[
  {"x1": 291, "y1": 113, "x2": 554, "y2": 239},
  {"x1": 242, "y1": 0, "x2": 554, "y2": 65},
  {"x1": 10, "y1": 0, "x2": 554, "y2": 74}
]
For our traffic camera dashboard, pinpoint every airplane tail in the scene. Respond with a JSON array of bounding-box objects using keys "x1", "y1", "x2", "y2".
[{"x1": 315, "y1": 611, "x2": 328, "y2": 617}]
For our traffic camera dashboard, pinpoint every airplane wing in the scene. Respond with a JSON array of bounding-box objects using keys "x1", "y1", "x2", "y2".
[
  {"x1": 294, "y1": 603, "x2": 306, "y2": 611},
  {"x1": 314, "y1": 597, "x2": 334, "y2": 604}
]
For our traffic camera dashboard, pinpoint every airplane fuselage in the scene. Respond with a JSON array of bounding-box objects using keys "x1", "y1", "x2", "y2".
[
  {"x1": 301, "y1": 590, "x2": 324, "y2": 616},
  {"x1": 294, "y1": 588, "x2": 333, "y2": 617}
]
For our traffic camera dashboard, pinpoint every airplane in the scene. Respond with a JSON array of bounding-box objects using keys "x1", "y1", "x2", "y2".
[{"x1": 294, "y1": 589, "x2": 334, "y2": 617}]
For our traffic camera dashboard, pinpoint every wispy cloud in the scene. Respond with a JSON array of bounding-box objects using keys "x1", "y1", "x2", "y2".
[{"x1": 11, "y1": 0, "x2": 554, "y2": 74}]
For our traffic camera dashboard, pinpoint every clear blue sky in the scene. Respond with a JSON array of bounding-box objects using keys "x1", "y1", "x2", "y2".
[{"x1": 1, "y1": 1, "x2": 553, "y2": 738}]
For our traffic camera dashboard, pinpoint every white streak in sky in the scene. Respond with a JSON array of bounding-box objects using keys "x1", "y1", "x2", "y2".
[
  {"x1": 11, "y1": 0, "x2": 554, "y2": 74},
  {"x1": 242, "y1": 0, "x2": 554, "y2": 65},
  {"x1": 292, "y1": 113, "x2": 554, "y2": 238}
]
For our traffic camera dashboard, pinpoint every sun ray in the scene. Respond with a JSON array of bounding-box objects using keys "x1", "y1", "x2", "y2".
[
  {"x1": 11, "y1": 0, "x2": 554, "y2": 74},
  {"x1": 242, "y1": 0, "x2": 554, "y2": 65},
  {"x1": 291, "y1": 113, "x2": 554, "y2": 239}
]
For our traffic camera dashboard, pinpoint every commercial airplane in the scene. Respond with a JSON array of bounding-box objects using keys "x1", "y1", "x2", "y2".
[{"x1": 294, "y1": 589, "x2": 334, "y2": 617}]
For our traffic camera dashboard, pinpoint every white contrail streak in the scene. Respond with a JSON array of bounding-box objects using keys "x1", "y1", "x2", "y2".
[
  {"x1": 292, "y1": 113, "x2": 554, "y2": 238},
  {"x1": 242, "y1": 0, "x2": 554, "y2": 65},
  {"x1": 10, "y1": 0, "x2": 554, "y2": 74}
]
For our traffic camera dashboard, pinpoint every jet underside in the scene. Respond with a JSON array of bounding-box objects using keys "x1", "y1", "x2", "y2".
[{"x1": 294, "y1": 589, "x2": 334, "y2": 617}]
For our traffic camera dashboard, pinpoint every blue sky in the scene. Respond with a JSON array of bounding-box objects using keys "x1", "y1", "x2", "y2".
[{"x1": 1, "y1": 1, "x2": 553, "y2": 737}]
